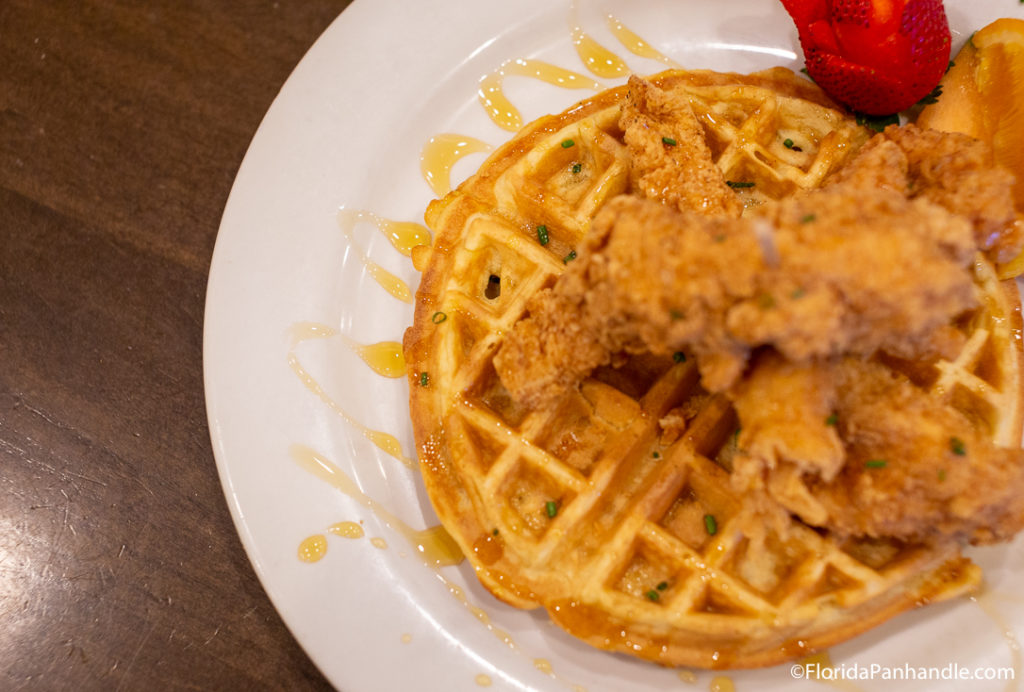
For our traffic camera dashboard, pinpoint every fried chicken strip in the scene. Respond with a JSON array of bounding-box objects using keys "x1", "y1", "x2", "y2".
[
  {"x1": 813, "y1": 359, "x2": 1024, "y2": 544},
  {"x1": 728, "y1": 354, "x2": 1024, "y2": 544},
  {"x1": 494, "y1": 189, "x2": 977, "y2": 406},
  {"x1": 620, "y1": 75, "x2": 743, "y2": 217},
  {"x1": 829, "y1": 123, "x2": 1022, "y2": 263}
]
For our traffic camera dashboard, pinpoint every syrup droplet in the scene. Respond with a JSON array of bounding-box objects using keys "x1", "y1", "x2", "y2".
[
  {"x1": 328, "y1": 521, "x2": 365, "y2": 539},
  {"x1": 709, "y1": 676, "x2": 735, "y2": 692},
  {"x1": 350, "y1": 340, "x2": 406, "y2": 378},
  {"x1": 298, "y1": 534, "x2": 327, "y2": 563}
]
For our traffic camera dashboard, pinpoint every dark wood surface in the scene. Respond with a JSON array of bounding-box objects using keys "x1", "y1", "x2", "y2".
[{"x1": 1, "y1": 2, "x2": 353, "y2": 689}]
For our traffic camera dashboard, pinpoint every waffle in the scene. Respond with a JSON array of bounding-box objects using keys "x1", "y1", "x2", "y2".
[{"x1": 403, "y1": 68, "x2": 1024, "y2": 668}]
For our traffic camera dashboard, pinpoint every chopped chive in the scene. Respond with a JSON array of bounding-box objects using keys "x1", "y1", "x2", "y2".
[
  {"x1": 938, "y1": 469, "x2": 947, "y2": 482},
  {"x1": 825, "y1": 413, "x2": 838, "y2": 426},
  {"x1": 714, "y1": 233, "x2": 727, "y2": 243},
  {"x1": 673, "y1": 351, "x2": 686, "y2": 363},
  {"x1": 492, "y1": 528, "x2": 500, "y2": 535},
  {"x1": 571, "y1": 162, "x2": 582, "y2": 174},
  {"x1": 670, "y1": 309, "x2": 684, "y2": 320},
  {"x1": 652, "y1": 451, "x2": 661, "y2": 459},
  {"x1": 865, "y1": 459, "x2": 887, "y2": 469},
  {"x1": 662, "y1": 136, "x2": 677, "y2": 146},
  {"x1": 790, "y1": 288, "x2": 806, "y2": 299},
  {"x1": 546, "y1": 500, "x2": 558, "y2": 518},
  {"x1": 783, "y1": 138, "x2": 795, "y2": 149},
  {"x1": 950, "y1": 437, "x2": 966, "y2": 456},
  {"x1": 431, "y1": 311, "x2": 447, "y2": 324},
  {"x1": 562, "y1": 250, "x2": 577, "y2": 264},
  {"x1": 646, "y1": 589, "x2": 660, "y2": 601},
  {"x1": 656, "y1": 581, "x2": 668, "y2": 591},
  {"x1": 800, "y1": 213, "x2": 816, "y2": 223},
  {"x1": 726, "y1": 181, "x2": 755, "y2": 189},
  {"x1": 704, "y1": 514, "x2": 718, "y2": 536},
  {"x1": 758, "y1": 293, "x2": 776, "y2": 309},
  {"x1": 536, "y1": 224, "x2": 550, "y2": 246},
  {"x1": 561, "y1": 138, "x2": 575, "y2": 148},
  {"x1": 419, "y1": 372, "x2": 429, "y2": 387}
]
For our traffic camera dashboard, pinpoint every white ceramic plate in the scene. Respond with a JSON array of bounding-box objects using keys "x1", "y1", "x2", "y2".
[{"x1": 204, "y1": 0, "x2": 1024, "y2": 689}]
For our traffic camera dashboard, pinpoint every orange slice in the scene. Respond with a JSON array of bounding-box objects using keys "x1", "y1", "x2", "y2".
[{"x1": 917, "y1": 18, "x2": 1024, "y2": 278}]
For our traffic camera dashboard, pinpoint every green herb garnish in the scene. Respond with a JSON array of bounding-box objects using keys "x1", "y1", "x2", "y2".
[
  {"x1": 561, "y1": 138, "x2": 575, "y2": 148},
  {"x1": 704, "y1": 514, "x2": 718, "y2": 536},
  {"x1": 673, "y1": 351, "x2": 686, "y2": 363},
  {"x1": 726, "y1": 180, "x2": 755, "y2": 189},
  {"x1": 431, "y1": 311, "x2": 447, "y2": 324},
  {"x1": 662, "y1": 136, "x2": 678, "y2": 146},
  {"x1": 950, "y1": 437, "x2": 967, "y2": 456},
  {"x1": 571, "y1": 162, "x2": 582, "y2": 174},
  {"x1": 783, "y1": 138, "x2": 795, "y2": 149},
  {"x1": 825, "y1": 413, "x2": 838, "y2": 426},
  {"x1": 537, "y1": 224, "x2": 549, "y2": 246},
  {"x1": 419, "y1": 372, "x2": 429, "y2": 387},
  {"x1": 546, "y1": 500, "x2": 558, "y2": 518},
  {"x1": 646, "y1": 589, "x2": 660, "y2": 601},
  {"x1": 563, "y1": 250, "x2": 577, "y2": 264},
  {"x1": 865, "y1": 459, "x2": 887, "y2": 469}
]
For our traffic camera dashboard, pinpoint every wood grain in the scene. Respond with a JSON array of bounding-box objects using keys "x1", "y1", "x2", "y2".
[{"x1": 0, "y1": 1, "x2": 351, "y2": 689}]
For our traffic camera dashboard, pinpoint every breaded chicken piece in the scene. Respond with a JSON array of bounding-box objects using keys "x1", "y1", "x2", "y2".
[
  {"x1": 729, "y1": 354, "x2": 1024, "y2": 545},
  {"x1": 829, "y1": 124, "x2": 1021, "y2": 263},
  {"x1": 804, "y1": 359, "x2": 1024, "y2": 544},
  {"x1": 728, "y1": 352, "x2": 844, "y2": 527},
  {"x1": 620, "y1": 75, "x2": 743, "y2": 217},
  {"x1": 494, "y1": 189, "x2": 977, "y2": 406}
]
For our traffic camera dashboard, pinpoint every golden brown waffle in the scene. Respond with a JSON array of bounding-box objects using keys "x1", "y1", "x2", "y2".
[{"x1": 404, "y1": 68, "x2": 1023, "y2": 668}]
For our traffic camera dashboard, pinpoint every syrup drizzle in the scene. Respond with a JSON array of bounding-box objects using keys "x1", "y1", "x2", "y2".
[
  {"x1": 287, "y1": 325, "x2": 414, "y2": 469},
  {"x1": 291, "y1": 444, "x2": 462, "y2": 567},
  {"x1": 420, "y1": 134, "x2": 493, "y2": 197},
  {"x1": 336, "y1": 209, "x2": 419, "y2": 302},
  {"x1": 478, "y1": 59, "x2": 604, "y2": 131},
  {"x1": 337, "y1": 208, "x2": 431, "y2": 257},
  {"x1": 289, "y1": 321, "x2": 405, "y2": 379},
  {"x1": 970, "y1": 588, "x2": 1023, "y2": 691},
  {"x1": 569, "y1": 0, "x2": 628, "y2": 79},
  {"x1": 606, "y1": 13, "x2": 681, "y2": 67}
]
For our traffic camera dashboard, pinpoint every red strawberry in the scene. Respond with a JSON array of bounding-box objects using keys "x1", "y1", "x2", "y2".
[{"x1": 779, "y1": 0, "x2": 952, "y2": 115}]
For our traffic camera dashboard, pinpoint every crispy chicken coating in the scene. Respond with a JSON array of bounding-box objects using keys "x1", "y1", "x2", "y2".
[
  {"x1": 620, "y1": 75, "x2": 743, "y2": 217},
  {"x1": 814, "y1": 359, "x2": 1024, "y2": 544},
  {"x1": 829, "y1": 123, "x2": 1022, "y2": 263},
  {"x1": 729, "y1": 355, "x2": 1024, "y2": 544},
  {"x1": 494, "y1": 188, "x2": 976, "y2": 405}
]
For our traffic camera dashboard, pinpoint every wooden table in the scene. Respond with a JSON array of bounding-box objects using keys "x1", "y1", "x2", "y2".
[{"x1": 1, "y1": 2, "x2": 352, "y2": 688}]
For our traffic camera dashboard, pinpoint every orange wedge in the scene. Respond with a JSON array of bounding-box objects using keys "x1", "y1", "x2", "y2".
[{"x1": 917, "y1": 18, "x2": 1024, "y2": 278}]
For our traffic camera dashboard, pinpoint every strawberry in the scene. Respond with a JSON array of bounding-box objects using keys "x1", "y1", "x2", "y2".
[{"x1": 779, "y1": 0, "x2": 952, "y2": 115}]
